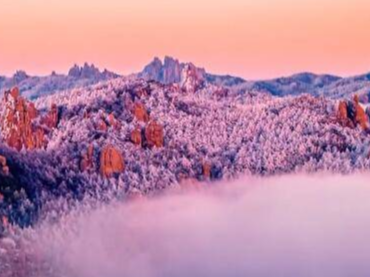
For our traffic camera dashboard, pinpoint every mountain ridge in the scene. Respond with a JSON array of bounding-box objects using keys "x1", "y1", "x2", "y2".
[{"x1": 1, "y1": 57, "x2": 370, "y2": 102}]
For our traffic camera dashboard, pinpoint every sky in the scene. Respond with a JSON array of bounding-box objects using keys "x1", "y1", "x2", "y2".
[{"x1": 0, "y1": 0, "x2": 369, "y2": 79}]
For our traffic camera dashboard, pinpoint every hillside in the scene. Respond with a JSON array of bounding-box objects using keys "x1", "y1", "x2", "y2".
[{"x1": 0, "y1": 71, "x2": 370, "y2": 232}]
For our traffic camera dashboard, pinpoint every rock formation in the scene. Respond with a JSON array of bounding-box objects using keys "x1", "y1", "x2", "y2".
[
  {"x1": 337, "y1": 96, "x2": 369, "y2": 130},
  {"x1": 97, "y1": 120, "x2": 108, "y2": 132},
  {"x1": 41, "y1": 103, "x2": 59, "y2": 129},
  {"x1": 133, "y1": 102, "x2": 150, "y2": 122},
  {"x1": 99, "y1": 145, "x2": 125, "y2": 177},
  {"x1": 80, "y1": 144, "x2": 94, "y2": 172},
  {"x1": 354, "y1": 95, "x2": 369, "y2": 130},
  {"x1": 108, "y1": 113, "x2": 120, "y2": 129},
  {"x1": 140, "y1": 56, "x2": 206, "y2": 92},
  {"x1": 180, "y1": 63, "x2": 205, "y2": 92},
  {"x1": 202, "y1": 162, "x2": 212, "y2": 179},
  {"x1": 0, "y1": 88, "x2": 44, "y2": 150},
  {"x1": 144, "y1": 121, "x2": 164, "y2": 148},
  {"x1": 130, "y1": 128, "x2": 142, "y2": 146},
  {"x1": 0, "y1": 155, "x2": 9, "y2": 176}
]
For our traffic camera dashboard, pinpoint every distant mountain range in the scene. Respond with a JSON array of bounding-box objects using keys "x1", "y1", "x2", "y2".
[
  {"x1": 234, "y1": 72, "x2": 370, "y2": 101},
  {"x1": 0, "y1": 63, "x2": 119, "y2": 99},
  {"x1": 1, "y1": 57, "x2": 370, "y2": 102},
  {"x1": 139, "y1": 56, "x2": 370, "y2": 102}
]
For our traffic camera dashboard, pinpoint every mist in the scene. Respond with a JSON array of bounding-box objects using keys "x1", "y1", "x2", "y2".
[{"x1": 3, "y1": 173, "x2": 370, "y2": 277}]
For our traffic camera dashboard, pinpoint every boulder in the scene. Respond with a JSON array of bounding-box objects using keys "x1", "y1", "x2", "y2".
[
  {"x1": 108, "y1": 113, "x2": 120, "y2": 129},
  {"x1": 145, "y1": 121, "x2": 164, "y2": 148},
  {"x1": 133, "y1": 102, "x2": 150, "y2": 122},
  {"x1": 130, "y1": 128, "x2": 142, "y2": 146},
  {"x1": 97, "y1": 120, "x2": 108, "y2": 132},
  {"x1": 80, "y1": 144, "x2": 94, "y2": 172},
  {"x1": 100, "y1": 145, "x2": 125, "y2": 177},
  {"x1": 202, "y1": 162, "x2": 212, "y2": 179}
]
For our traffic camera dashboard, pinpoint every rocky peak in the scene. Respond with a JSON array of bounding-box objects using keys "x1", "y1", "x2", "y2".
[
  {"x1": 140, "y1": 57, "x2": 206, "y2": 91},
  {"x1": 180, "y1": 63, "x2": 205, "y2": 92},
  {"x1": 140, "y1": 57, "x2": 163, "y2": 80},
  {"x1": 162, "y1": 56, "x2": 182, "y2": 84},
  {"x1": 12, "y1": 71, "x2": 29, "y2": 83},
  {"x1": 68, "y1": 63, "x2": 116, "y2": 79},
  {"x1": 68, "y1": 63, "x2": 98, "y2": 78}
]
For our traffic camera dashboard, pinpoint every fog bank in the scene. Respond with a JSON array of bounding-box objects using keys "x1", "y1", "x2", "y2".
[{"x1": 3, "y1": 174, "x2": 370, "y2": 277}]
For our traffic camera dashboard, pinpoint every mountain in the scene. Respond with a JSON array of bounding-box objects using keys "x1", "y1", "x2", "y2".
[
  {"x1": 1, "y1": 73, "x2": 370, "y2": 231},
  {"x1": 0, "y1": 63, "x2": 120, "y2": 100},
  {"x1": 0, "y1": 57, "x2": 370, "y2": 233},
  {"x1": 139, "y1": 57, "x2": 370, "y2": 102},
  {"x1": 139, "y1": 56, "x2": 245, "y2": 89},
  {"x1": 242, "y1": 72, "x2": 342, "y2": 96},
  {"x1": 232, "y1": 72, "x2": 370, "y2": 101},
  {"x1": 2, "y1": 57, "x2": 369, "y2": 102}
]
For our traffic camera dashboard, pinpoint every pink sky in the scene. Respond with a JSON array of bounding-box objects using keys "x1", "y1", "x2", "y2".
[{"x1": 0, "y1": 0, "x2": 369, "y2": 79}]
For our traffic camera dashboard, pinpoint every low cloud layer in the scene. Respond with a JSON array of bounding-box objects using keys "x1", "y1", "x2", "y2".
[{"x1": 5, "y1": 174, "x2": 370, "y2": 277}]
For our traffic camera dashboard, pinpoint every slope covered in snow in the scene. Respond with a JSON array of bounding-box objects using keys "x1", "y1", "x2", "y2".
[{"x1": 0, "y1": 74, "x2": 370, "y2": 232}]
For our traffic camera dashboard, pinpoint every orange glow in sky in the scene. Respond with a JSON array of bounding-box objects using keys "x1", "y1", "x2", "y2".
[{"x1": 0, "y1": 0, "x2": 369, "y2": 79}]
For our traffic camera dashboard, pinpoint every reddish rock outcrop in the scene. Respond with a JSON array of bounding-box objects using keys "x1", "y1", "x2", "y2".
[
  {"x1": 33, "y1": 128, "x2": 45, "y2": 149},
  {"x1": 337, "y1": 101, "x2": 355, "y2": 128},
  {"x1": 100, "y1": 145, "x2": 125, "y2": 177},
  {"x1": 1, "y1": 88, "x2": 41, "y2": 150},
  {"x1": 107, "y1": 113, "x2": 120, "y2": 129},
  {"x1": 130, "y1": 128, "x2": 142, "y2": 146},
  {"x1": 41, "y1": 103, "x2": 59, "y2": 129},
  {"x1": 28, "y1": 103, "x2": 39, "y2": 120},
  {"x1": 338, "y1": 101, "x2": 348, "y2": 120},
  {"x1": 145, "y1": 121, "x2": 164, "y2": 148},
  {"x1": 202, "y1": 162, "x2": 212, "y2": 179},
  {"x1": 97, "y1": 120, "x2": 108, "y2": 132},
  {"x1": 0, "y1": 155, "x2": 9, "y2": 176},
  {"x1": 133, "y1": 103, "x2": 150, "y2": 122},
  {"x1": 0, "y1": 87, "x2": 58, "y2": 150},
  {"x1": 80, "y1": 144, "x2": 94, "y2": 172},
  {"x1": 337, "y1": 96, "x2": 369, "y2": 130},
  {"x1": 354, "y1": 95, "x2": 369, "y2": 130}
]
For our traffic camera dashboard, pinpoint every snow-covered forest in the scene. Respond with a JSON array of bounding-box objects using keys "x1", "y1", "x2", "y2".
[{"x1": 0, "y1": 67, "x2": 370, "y2": 232}]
